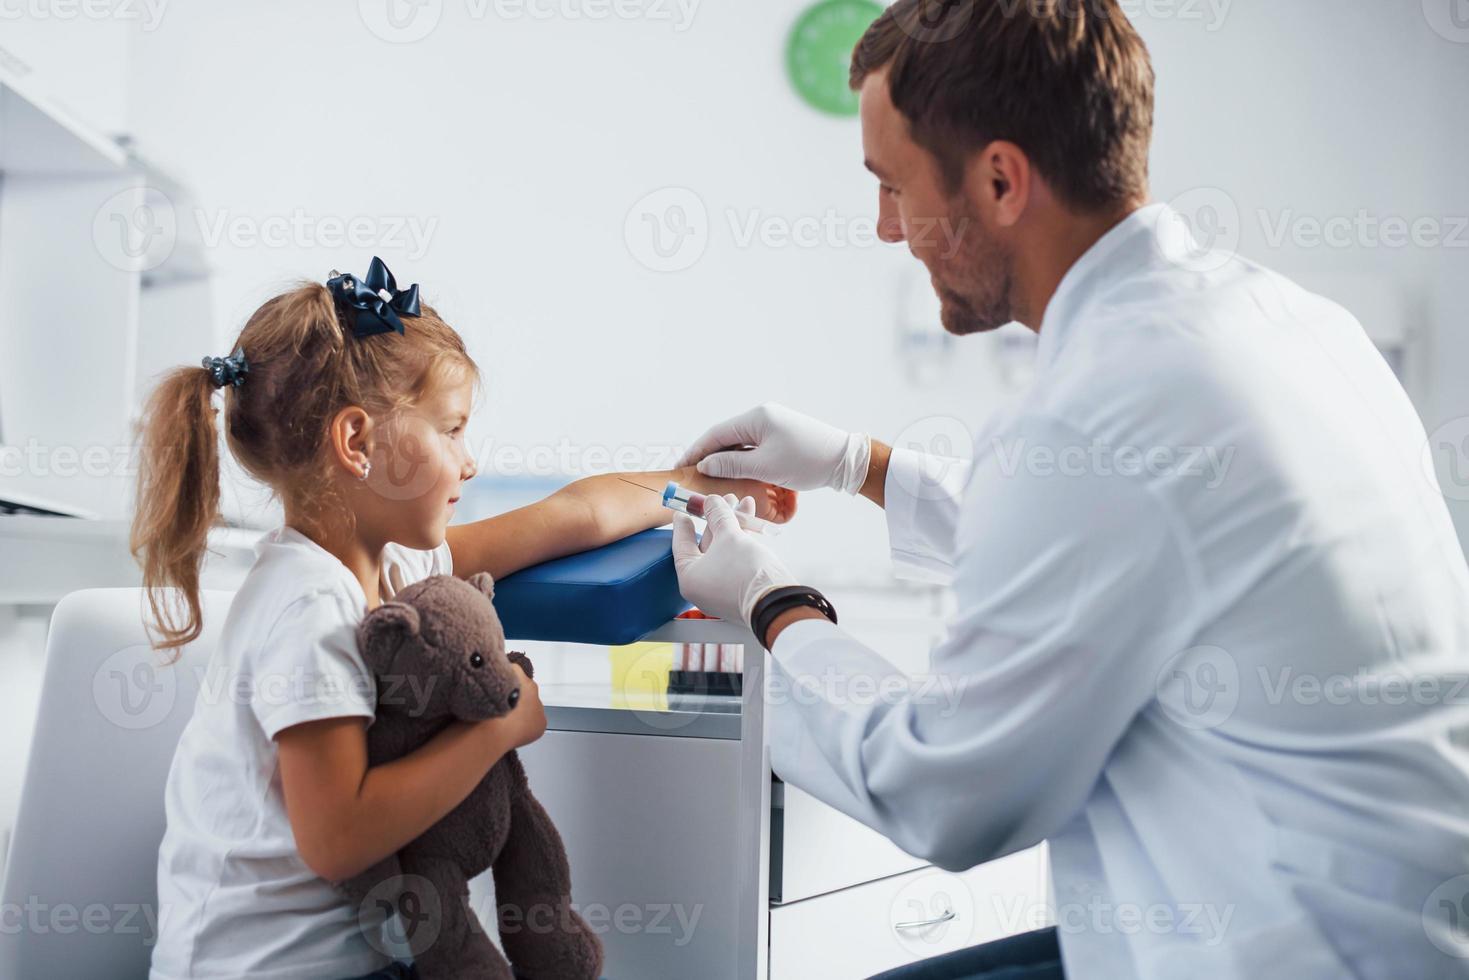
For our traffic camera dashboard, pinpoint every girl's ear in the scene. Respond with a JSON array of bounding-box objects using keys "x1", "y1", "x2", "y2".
[
  {"x1": 468, "y1": 571, "x2": 495, "y2": 602},
  {"x1": 328, "y1": 404, "x2": 375, "y2": 481},
  {"x1": 356, "y1": 601, "x2": 421, "y2": 676}
]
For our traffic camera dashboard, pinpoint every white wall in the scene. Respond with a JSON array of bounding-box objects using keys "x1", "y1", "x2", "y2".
[
  {"x1": 0, "y1": 10, "x2": 132, "y2": 134},
  {"x1": 117, "y1": 0, "x2": 1469, "y2": 568},
  {"x1": 1137, "y1": 1, "x2": 1469, "y2": 547}
]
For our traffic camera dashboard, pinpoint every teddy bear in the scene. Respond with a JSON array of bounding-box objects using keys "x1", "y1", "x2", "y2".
[{"x1": 341, "y1": 571, "x2": 604, "y2": 980}]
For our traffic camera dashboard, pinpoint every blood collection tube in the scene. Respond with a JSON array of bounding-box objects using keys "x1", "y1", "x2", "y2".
[{"x1": 661, "y1": 482, "x2": 781, "y2": 536}]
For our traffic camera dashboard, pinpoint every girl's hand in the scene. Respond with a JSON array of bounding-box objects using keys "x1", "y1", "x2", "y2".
[{"x1": 490, "y1": 662, "x2": 546, "y2": 750}]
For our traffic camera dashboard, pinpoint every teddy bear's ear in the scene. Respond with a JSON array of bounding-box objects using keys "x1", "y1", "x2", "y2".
[
  {"x1": 356, "y1": 601, "x2": 421, "y2": 675},
  {"x1": 468, "y1": 571, "x2": 495, "y2": 602}
]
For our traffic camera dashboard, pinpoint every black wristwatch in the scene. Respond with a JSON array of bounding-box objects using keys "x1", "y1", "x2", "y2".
[{"x1": 750, "y1": 586, "x2": 838, "y2": 650}]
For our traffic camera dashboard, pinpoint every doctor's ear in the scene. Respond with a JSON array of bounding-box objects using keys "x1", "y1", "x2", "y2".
[{"x1": 965, "y1": 140, "x2": 1031, "y2": 228}]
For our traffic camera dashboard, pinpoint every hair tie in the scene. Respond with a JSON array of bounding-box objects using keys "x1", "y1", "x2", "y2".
[
  {"x1": 202, "y1": 349, "x2": 249, "y2": 389},
  {"x1": 326, "y1": 256, "x2": 422, "y2": 339}
]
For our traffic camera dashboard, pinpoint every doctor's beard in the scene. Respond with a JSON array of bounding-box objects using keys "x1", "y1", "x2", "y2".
[{"x1": 933, "y1": 203, "x2": 1016, "y2": 336}]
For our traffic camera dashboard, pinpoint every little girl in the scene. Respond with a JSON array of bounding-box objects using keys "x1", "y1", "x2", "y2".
[{"x1": 130, "y1": 258, "x2": 793, "y2": 980}]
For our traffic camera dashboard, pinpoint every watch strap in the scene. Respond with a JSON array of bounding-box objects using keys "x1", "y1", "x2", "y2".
[{"x1": 751, "y1": 585, "x2": 837, "y2": 650}]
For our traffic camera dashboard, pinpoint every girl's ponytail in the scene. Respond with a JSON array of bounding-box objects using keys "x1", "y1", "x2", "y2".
[{"x1": 129, "y1": 363, "x2": 223, "y2": 658}]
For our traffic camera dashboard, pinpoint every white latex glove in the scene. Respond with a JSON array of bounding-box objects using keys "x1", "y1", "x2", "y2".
[
  {"x1": 672, "y1": 493, "x2": 798, "y2": 627},
  {"x1": 676, "y1": 403, "x2": 871, "y2": 494}
]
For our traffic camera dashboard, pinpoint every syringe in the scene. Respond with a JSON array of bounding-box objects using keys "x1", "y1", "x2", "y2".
[
  {"x1": 619, "y1": 478, "x2": 782, "y2": 535},
  {"x1": 661, "y1": 481, "x2": 782, "y2": 535}
]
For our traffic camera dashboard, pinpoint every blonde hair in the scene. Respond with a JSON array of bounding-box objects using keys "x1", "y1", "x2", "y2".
[{"x1": 129, "y1": 280, "x2": 479, "y2": 655}]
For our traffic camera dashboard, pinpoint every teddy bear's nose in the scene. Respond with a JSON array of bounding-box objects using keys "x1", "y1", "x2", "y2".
[{"x1": 507, "y1": 687, "x2": 521, "y2": 709}]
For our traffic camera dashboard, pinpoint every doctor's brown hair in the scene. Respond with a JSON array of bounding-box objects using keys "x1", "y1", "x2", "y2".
[
  {"x1": 129, "y1": 282, "x2": 479, "y2": 655},
  {"x1": 850, "y1": 0, "x2": 1155, "y2": 211}
]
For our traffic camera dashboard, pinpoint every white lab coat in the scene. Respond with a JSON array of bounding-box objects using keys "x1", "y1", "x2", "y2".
[{"x1": 768, "y1": 204, "x2": 1469, "y2": 979}]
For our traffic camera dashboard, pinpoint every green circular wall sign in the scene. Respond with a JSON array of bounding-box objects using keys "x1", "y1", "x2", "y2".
[{"x1": 785, "y1": 0, "x2": 885, "y2": 117}]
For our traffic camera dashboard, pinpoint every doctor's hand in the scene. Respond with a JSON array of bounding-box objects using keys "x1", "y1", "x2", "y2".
[
  {"x1": 676, "y1": 403, "x2": 871, "y2": 495},
  {"x1": 672, "y1": 493, "x2": 798, "y2": 627}
]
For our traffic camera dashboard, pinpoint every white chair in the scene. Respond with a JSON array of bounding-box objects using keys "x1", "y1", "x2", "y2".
[{"x1": 0, "y1": 588, "x2": 234, "y2": 980}]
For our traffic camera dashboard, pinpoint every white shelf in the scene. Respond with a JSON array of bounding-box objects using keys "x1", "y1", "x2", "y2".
[
  {"x1": 0, "y1": 518, "x2": 261, "y2": 605},
  {"x1": 0, "y1": 490, "x2": 98, "y2": 519},
  {"x1": 0, "y1": 64, "x2": 212, "y2": 521},
  {"x1": 0, "y1": 65, "x2": 126, "y2": 176}
]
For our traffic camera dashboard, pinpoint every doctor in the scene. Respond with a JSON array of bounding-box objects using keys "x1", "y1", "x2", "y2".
[{"x1": 672, "y1": 2, "x2": 1469, "y2": 978}]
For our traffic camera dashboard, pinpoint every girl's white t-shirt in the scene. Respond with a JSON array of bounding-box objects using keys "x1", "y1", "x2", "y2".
[{"x1": 149, "y1": 524, "x2": 453, "y2": 980}]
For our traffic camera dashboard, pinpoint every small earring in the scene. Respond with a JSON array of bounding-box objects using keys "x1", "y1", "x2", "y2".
[{"x1": 359, "y1": 460, "x2": 372, "y2": 481}]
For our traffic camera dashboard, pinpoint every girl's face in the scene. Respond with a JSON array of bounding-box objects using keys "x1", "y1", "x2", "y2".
[{"x1": 363, "y1": 379, "x2": 478, "y2": 551}]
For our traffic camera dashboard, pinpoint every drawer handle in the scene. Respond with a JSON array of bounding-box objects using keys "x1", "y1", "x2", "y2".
[{"x1": 894, "y1": 908, "x2": 956, "y2": 930}]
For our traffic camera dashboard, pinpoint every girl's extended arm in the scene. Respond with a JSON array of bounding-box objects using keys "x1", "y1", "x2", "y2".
[
  {"x1": 275, "y1": 662, "x2": 546, "y2": 883},
  {"x1": 445, "y1": 466, "x2": 798, "y2": 581}
]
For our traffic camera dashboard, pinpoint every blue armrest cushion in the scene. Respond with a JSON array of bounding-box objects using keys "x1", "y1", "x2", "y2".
[{"x1": 491, "y1": 528, "x2": 691, "y2": 645}]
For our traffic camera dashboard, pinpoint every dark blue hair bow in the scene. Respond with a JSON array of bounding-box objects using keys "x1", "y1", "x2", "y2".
[
  {"x1": 326, "y1": 256, "x2": 422, "y2": 338},
  {"x1": 202, "y1": 349, "x2": 249, "y2": 388}
]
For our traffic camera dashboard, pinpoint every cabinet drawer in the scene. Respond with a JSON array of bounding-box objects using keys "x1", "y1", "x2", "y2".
[
  {"x1": 771, "y1": 779, "x2": 926, "y2": 903},
  {"x1": 769, "y1": 845, "x2": 1050, "y2": 979}
]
